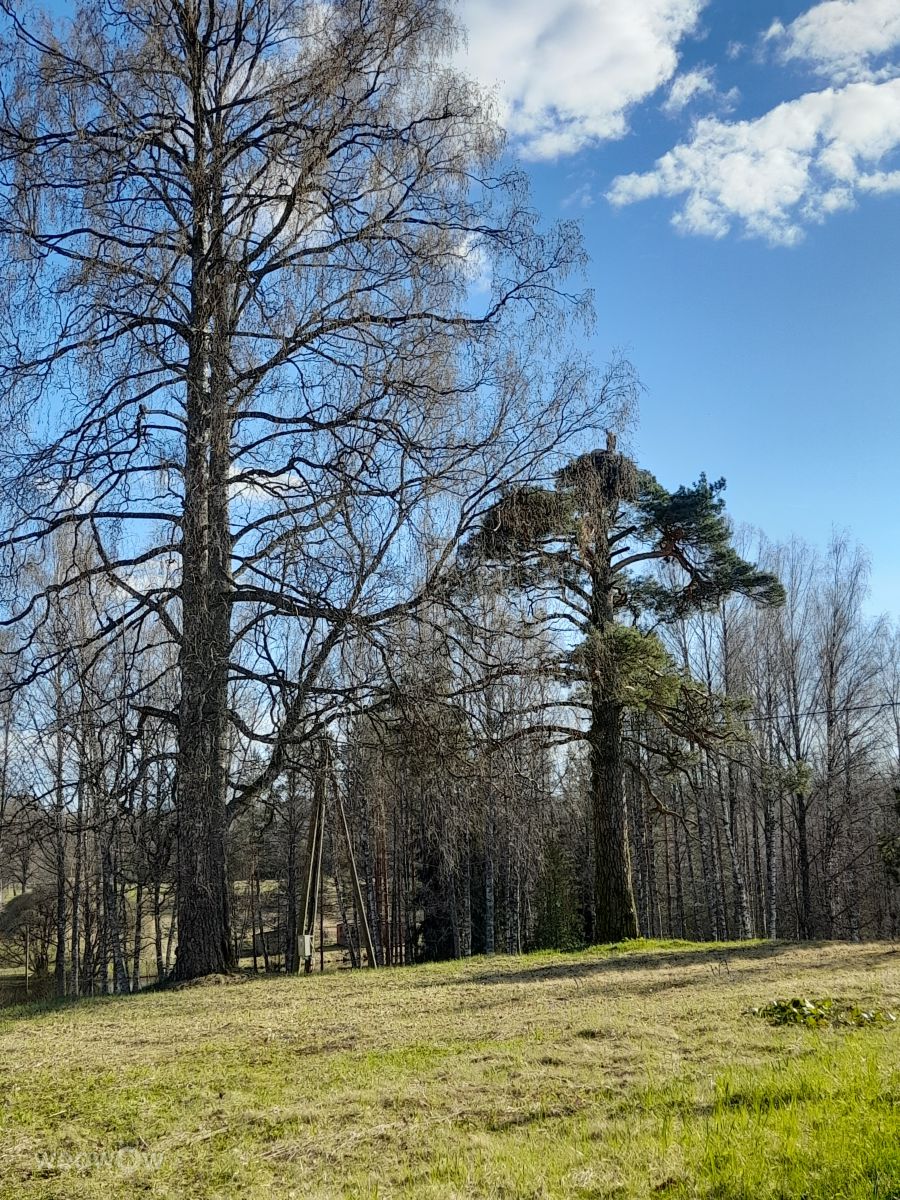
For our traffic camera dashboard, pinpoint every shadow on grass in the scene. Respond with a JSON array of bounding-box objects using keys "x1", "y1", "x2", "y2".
[
  {"x1": 0, "y1": 967, "x2": 269, "y2": 1024},
  {"x1": 3, "y1": 941, "x2": 896, "y2": 1023},
  {"x1": 0, "y1": 990, "x2": 102, "y2": 1024},
  {"x1": 450, "y1": 940, "x2": 897, "y2": 990}
]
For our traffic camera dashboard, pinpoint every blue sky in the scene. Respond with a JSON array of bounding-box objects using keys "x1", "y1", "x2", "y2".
[{"x1": 458, "y1": 0, "x2": 900, "y2": 616}]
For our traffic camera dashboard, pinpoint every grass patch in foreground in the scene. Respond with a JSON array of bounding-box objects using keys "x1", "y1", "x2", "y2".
[
  {"x1": 0, "y1": 939, "x2": 897, "y2": 1198},
  {"x1": 697, "y1": 1047, "x2": 900, "y2": 1197}
]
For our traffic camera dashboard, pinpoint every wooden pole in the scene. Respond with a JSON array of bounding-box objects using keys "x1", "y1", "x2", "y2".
[
  {"x1": 332, "y1": 758, "x2": 377, "y2": 969},
  {"x1": 301, "y1": 752, "x2": 325, "y2": 973},
  {"x1": 319, "y1": 853, "x2": 325, "y2": 974},
  {"x1": 308, "y1": 788, "x2": 325, "y2": 973}
]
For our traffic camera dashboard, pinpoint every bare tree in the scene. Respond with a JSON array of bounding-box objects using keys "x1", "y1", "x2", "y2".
[{"x1": 0, "y1": 0, "x2": 598, "y2": 977}]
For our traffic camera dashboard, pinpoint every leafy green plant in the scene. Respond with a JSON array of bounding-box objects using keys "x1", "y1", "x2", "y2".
[{"x1": 751, "y1": 997, "x2": 898, "y2": 1029}]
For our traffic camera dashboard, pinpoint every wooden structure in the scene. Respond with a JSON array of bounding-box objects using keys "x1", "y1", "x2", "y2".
[{"x1": 299, "y1": 741, "x2": 377, "y2": 973}]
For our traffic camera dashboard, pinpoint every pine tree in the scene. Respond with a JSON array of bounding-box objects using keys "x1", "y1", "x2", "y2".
[{"x1": 467, "y1": 439, "x2": 784, "y2": 943}]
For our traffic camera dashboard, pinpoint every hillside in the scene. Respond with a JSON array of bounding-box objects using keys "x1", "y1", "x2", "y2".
[{"x1": 1, "y1": 940, "x2": 898, "y2": 1199}]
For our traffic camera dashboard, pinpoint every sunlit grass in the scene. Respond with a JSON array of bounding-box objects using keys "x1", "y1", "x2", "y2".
[{"x1": 0, "y1": 939, "x2": 897, "y2": 1198}]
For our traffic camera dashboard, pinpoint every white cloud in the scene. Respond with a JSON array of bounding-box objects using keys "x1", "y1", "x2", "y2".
[
  {"x1": 607, "y1": 78, "x2": 900, "y2": 244},
  {"x1": 767, "y1": 0, "x2": 900, "y2": 81},
  {"x1": 561, "y1": 181, "x2": 596, "y2": 209},
  {"x1": 457, "y1": 0, "x2": 708, "y2": 159},
  {"x1": 859, "y1": 167, "x2": 900, "y2": 192},
  {"x1": 662, "y1": 66, "x2": 716, "y2": 114},
  {"x1": 661, "y1": 65, "x2": 739, "y2": 116}
]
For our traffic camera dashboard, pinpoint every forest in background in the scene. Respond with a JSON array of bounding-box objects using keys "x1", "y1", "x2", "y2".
[
  {"x1": 2, "y1": 519, "x2": 899, "y2": 996},
  {"x1": 0, "y1": 0, "x2": 897, "y2": 998}
]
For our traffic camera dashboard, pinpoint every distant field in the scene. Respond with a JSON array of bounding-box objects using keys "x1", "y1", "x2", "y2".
[{"x1": 0, "y1": 940, "x2": 898, "y2": 1199}]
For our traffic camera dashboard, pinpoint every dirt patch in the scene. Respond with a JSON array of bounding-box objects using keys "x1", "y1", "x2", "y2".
[{"x1": 168, "y1": 972, "x2": 249, "y2": 991}]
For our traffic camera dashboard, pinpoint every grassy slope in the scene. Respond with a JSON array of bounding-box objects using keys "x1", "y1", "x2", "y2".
[{"x1": 0, "y1": 939, "x2": 898, "y2": 1199}]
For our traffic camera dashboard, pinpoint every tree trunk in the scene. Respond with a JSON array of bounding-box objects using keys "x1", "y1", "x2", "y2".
[
  {"x1": 719, "y1": 761, "x2": 754, "y2": 939},
  {"x1": 764, "y1": 780, "x2": 778, "y2": 939},
  {"x1": 628, "y1": 762, "x2": 649, "y2": 934},
  {"x1": 695, "y1": 782, "x2": 721, "y2": 940},
  {"x1": 96, "y1": 856, "x2": 109, "y2": 994},
  {"x1": 285, "y1": 800, "x2": 300, "y2": 974},
  {"x1": 254, "y1": 872, "x2": 270, "y2": 972},
  {"x1": 173, "y1": 25, "x2": 234, "y2": 981},
  {"x1": 165, "y1": 907, "x2": 177, "y2": 975},
  {"x1": 82, "y1": 860, "x2": 95, "y2": 996},
  {"x1": 101, "y1": 839, "x2": 129, "y2": 994},
  {"x1": 673, "y1": 811, "x2": 687, "y2": 939},
  {"x1": 153, "y1": 882, "x2": 166, "y2": 982},
  {"x1": 646, "y1": 801, "x2": 661, "y2": 938},
  {"x1": 131, "y1": 881, "x2": 143, "y2": 992},
  {"x1": 588, "y1": 523, "x2": 639, "y2": 943},
  {"x1": 796, "y1": 793, "x2": 813, "y2": 939},
  {"x1": 590, "y1": 695, "x2": 639, "y2": 942},
  {"x1": 70, "y1": 782, "x2": 83, "y2": 996},
  {"x1": 53, "y1": 695, "x2": 67, "y2": 998},
  {"x1": 174, "y1": 494, "x2": 233, "y2": 980},
  {"x1": 54, "y1": 789, "x2": 67, "y2": 998},
  {"x1": 484, "y1": 787, "x2": 496, "y2": 955}
]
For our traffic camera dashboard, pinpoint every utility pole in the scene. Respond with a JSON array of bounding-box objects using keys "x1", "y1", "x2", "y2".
[{"x1": 299, "y1": 740, "x2": 378, "y2": 972}]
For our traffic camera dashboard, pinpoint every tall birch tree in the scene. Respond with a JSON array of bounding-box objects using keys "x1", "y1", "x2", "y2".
[{"x1": 0, "y1": 0, "x2": 598, "y2": 977}]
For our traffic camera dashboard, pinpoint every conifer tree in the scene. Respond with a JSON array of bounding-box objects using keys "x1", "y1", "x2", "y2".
[{"x1": 468, "y1": 439, "x2": 784, "y2": 942}]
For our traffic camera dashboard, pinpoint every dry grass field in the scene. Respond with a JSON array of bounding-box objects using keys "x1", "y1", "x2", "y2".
[{"x1": 0, "y1": 939, "x2": 898, "y2": 1199}]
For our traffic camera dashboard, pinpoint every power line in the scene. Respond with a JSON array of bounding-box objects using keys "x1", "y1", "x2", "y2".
[{"x1": 741, "y1": 699, "x2": 900, "y2": 726}]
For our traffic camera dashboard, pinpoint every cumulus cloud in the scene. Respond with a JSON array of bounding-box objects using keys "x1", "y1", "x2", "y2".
[
  {"x1": 766, "y1": 0, "x2": 900, "y2": 82},
  {"x1": 607, "y1": 78, "x2": 900, "y2": 244},
  {"x1": 661, "y1": 65, "x2": 738, "y2": 116},
  {"x1": 457, "y1": 0, "x2": 708, "y2": 159},
  {"x1": 662, "y1": 66, "x2": 716, "y2": 114}
]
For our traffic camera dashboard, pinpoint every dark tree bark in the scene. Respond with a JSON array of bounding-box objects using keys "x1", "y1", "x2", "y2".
[
  {"x1": 589, "y1": 697, "x2": 638, "y2": 942},
  {"x1": 587, "y1": 473, "x2": 639, "y2": 943},
  {"x1": 70, "y1": 780, "x2": 84, "y2": 995},
  {"x1": 484, "y1": 788, "x2": 496, "y2": 955},
  {"x1": 795, "y1": 792, "x2": 813, "y2": 939},
  {"x1": 53, "y1": 723, "x2": 67, "y2": 998}
]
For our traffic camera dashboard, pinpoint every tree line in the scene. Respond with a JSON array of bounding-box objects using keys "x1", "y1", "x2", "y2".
[
  {"x1": 2, "y1": 480, "x2": 898, "y2": 994},
  {"x1": 0, "y1": 0, "x2": 896, "y2": 993}
]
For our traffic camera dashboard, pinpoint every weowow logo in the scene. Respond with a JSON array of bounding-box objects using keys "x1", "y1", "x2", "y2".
[{"x1": 35, "y1": 1148, "x2": 165, "y2": 1174}]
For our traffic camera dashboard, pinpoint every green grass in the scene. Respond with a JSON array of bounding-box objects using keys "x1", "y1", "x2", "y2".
[{"x1": 0, "y1": 939, "x2": 898, "y2": 1198}]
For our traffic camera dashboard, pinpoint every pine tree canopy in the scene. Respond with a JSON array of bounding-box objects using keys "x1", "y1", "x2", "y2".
[
  {"x1": 632, "y1": 471, "x2": 785, "y2": 614},
  {"x1": 467, "y1": 450, "x2": 785, "y2": 619},
  {"x1": 461, "y1": 445, "x2": 786, "y2": 758}
]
